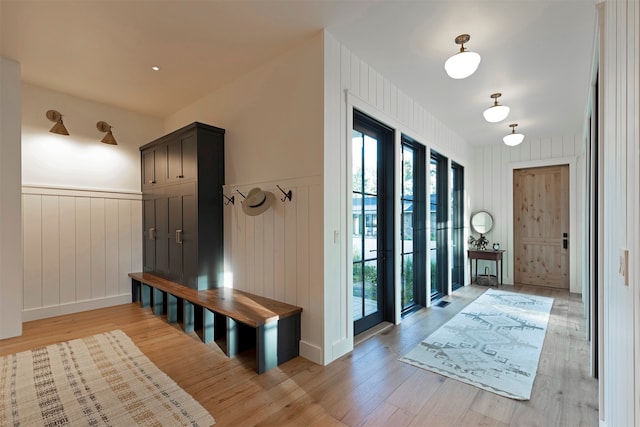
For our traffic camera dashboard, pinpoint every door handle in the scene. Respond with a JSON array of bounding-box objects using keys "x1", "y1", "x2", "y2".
[
  {"x1": 175, "y1": 229, "x2": 183, "y2": 244},
  {"x1": 149, "y1": 227, "x2": 156, "y2": 240},
  {"x1": 563, "y1": 232, "x2": 568, "y2": 249},
  {"x1": 148, "y1": 179, "x2": 156, "y2": 184},
  {"x1": 176, "y1": 175, "x2": 184, "y2": 179}
]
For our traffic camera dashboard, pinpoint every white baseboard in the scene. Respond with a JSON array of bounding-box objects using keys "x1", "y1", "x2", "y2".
[
  {"x1": 22, "y1": 294, "x2": 132, "y2": 322},
  {"x1": 331, "y1": 337, "x2": 353, "y2": 362},
  {"x1": 299, "y1": 340, "x2": 323, "y2": 365}
]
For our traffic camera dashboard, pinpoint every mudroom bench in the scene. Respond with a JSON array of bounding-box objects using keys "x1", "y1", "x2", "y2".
[{"x1": 128, "y1": 272, "x2": 302, "y2": 374}]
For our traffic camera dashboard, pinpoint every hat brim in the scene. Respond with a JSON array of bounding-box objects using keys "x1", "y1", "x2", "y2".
[{"x1": 242, "y1": 191, "x2": 275, "y2": 216}]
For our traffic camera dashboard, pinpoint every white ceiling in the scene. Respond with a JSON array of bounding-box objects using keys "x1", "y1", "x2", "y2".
[{"x1": 0, "y1": 0, "x2": 597, "y2": 146}]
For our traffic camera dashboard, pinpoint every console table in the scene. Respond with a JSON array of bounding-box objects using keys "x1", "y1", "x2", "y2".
[{"x1": 468, "y1": 249, "x2": 505, "y2": 286}]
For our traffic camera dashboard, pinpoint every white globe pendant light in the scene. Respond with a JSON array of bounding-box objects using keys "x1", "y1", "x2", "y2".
[
  {"x1": 483, "y1": 93, "x2": 510, "y2": 123},
  {"x1": 444, "y1": 34, "x2": 481, "y2": 79},
  {"x1": 503, "y1": 123, "x2": 525, "y2": 146}
]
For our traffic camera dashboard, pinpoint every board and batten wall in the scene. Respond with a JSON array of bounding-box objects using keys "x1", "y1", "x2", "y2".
[
  {"x1": 323, "y1": 31, "x2": 472, "y2": 362},
  {"x1": 599, "y1": 1, "x2": 639, "y2": 426},
  {"x1": 0, "y1": 56, "x2": 23, "y2": 339},
  {"x1": 165, "y1": 33, "x2": 325, "y2": 363},
  {"x1": 22, "y1": 187, "x2": 142, "y2": 320},
  {"x1": 223, "y1": 176, "x2": 322, "y2": 366},
  {"x1": 469, "y1": 135, "x2": 585, "y2": 294},
  {"x1": 21, "y1": 84, "x2": 163, "y2": 321}
]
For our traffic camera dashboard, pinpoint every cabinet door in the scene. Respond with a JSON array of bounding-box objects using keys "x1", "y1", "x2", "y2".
[
  {"x1": 142, "y1": 147, "x2": 167, "y2": 190},
  {"x1": 142, "y1": 198, "x2": 156, "y2": 271},
  {"x1": 168, "y1": 193, "x2": 184, "y2": 283},
  {"x1": 182, "y1": 193, "x2": 197, "y2": 288},
  {"x1": 166, "y1": 188, "x2": 198, "y2": 288},
  {"x1": 142, "y1": 150, "x2": 156, "y2": 190},
  {"x1": 167, "y1": 133, "x2": 197, "y2": 183},
  {"x1": 154, "y1": 197, "x2": 170, "y2": 277}
]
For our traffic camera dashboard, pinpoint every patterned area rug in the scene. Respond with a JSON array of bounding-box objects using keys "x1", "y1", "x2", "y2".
[
  {"x1": 0, "y1": 330, "x2": 215, "y2": 426},
  {"x1": 400, "y1": 289, "x2": 553, "y2": 400}
]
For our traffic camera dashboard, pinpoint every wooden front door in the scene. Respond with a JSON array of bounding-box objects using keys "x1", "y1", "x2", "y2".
[{"x1": 514, "y1": 165, "x2": 569, "y2": 289}]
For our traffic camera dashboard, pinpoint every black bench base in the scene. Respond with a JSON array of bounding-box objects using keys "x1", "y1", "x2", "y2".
[{"x1": 131, "y1": 277, "x2": 301, "y2": 374}]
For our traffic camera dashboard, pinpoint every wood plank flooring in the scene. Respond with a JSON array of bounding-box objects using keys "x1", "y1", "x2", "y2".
[{"x1": 0, "y1": 284, "x2": 598, "y2": 426}]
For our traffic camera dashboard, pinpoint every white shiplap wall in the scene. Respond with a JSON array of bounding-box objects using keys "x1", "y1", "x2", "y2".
[
  {"x1": 469, "y1": 135, "x2": 585, "y2": 292},
  {"x1": 22, "y1": 186, "x2": 142, "y2": 321},
  {"x1": 599, "y1": 1, "x2": 639, "y2": 426},
  {"x1": 223, "y1": 176, "x2": 323, "y2": 363},
  {"x1": 323, "y1": 31, "x2": 471, "y2": 363}
]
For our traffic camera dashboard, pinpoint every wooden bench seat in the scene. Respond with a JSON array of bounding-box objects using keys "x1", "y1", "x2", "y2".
[{"x1": 128, "y1": 272, "x2": 302, "y2": 373}]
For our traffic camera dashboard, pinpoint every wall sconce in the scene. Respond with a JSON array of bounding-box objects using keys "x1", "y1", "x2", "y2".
[
  {"x1": 483, "y1": 93, "x2": 510, "y2": 123},
  {"x1": 503, "y1": 123, "x2": 525, "y2": 146},
  {"x1": 444, "y1": 34, "x2": 481, "y2": 79},
  {"x1": 96, "y1": 121, "x2": 117, "y2": 145},
  {"x1": 46, "y1": 110, "x2": 69, "y2": 135}
]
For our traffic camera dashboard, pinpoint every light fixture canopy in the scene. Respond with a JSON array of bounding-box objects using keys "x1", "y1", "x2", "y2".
[
  {"x1": 444, "y1": 34, "x2": 481, "y2": 79},
  {"x1": 483, "y1": 93, "x2": 510, "y2": 123},
  {"x1": 503, "y1": 123, "x2": 524, "y2": 146},
  {"x1": 46, "y1": 110, "x2": 69, "y2": 135},
  {"x1": 97, "y1": 121, "x2": 118, "y2": 145}
]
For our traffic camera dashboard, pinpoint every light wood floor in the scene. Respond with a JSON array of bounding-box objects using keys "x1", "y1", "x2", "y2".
[{"x1": 0, "y1": 284, "x2": 598, "y2": 426}]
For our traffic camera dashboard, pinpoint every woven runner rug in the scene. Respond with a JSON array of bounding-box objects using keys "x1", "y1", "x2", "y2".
[
  {"x1": 0, "y1": 330, "x2": 215, "y2": 426},
  {"x1": 400, "y1": 289, "x2": 553, "y2": 400}
]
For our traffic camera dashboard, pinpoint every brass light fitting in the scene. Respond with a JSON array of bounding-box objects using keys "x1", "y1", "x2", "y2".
[
  {"x1": 503, "y1": 123, "x2": 524, "y2": 146},
  {"x1": 97, "y1": 121, "x2": 117, "y2": 145},
  {"x1": 46, "y1": 110, "x2": 69, "y2": 135},
  {"x1": 444, "y1": 33, "x2": 481, "y2": 79},
  {"x1": 483, "y1": 93, "x2": 510, "y2": 123}
]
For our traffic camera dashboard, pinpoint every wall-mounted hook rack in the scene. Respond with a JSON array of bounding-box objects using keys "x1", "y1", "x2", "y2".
[
  {"x1": 236, "y1": 189, "x2": 246, "y2": 199},
  {"x1": 223, "y1": 194, "x2": 235, "y2": 205},
  {"x1": 276, "y1": 185, "x2": 293, "y2": 202}
]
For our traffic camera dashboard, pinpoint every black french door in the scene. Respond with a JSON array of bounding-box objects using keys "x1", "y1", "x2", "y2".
[
  {"x1": 401, "y1": 136, "x2": 426, "y2": 315},
  {"x1": 352, "y1": 110, "x2": 394, "y2": 335},
  {"x1": 451, "y1": 162, "x2": 464, "y2": 290},
  {"x1": 430, "y1": 150, "x2": 449, "y2": 299}
]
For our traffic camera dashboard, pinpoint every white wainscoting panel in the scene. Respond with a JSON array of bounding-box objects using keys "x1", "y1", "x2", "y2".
[
  {"x1": 22, "y1": 186, "x2": 142, "y2": 321},
  {"x1": 224, "y1": 176, "x2": 322, "y2": 364}
]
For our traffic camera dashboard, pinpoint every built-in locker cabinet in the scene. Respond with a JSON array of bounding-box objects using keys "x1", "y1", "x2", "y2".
[{"x1": 140, "y1": 122, "x2": 225, "y2": 290}]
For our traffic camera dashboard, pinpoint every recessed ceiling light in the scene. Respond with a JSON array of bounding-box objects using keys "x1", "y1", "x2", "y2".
[{"x1": 151, "y1": 66, "x2": 160, "y2": 71}]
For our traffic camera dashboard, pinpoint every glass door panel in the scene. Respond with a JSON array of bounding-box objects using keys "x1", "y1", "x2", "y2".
[
  {"x1": 430, "y1": 151, "x2": 449, "y2": 299},
  {"x1": 429, "y1": 157, "x2": 438, "y2": 297},
  {"x1": 352, "y1": 110, "x2": 394, "y2": 335},
  {"x1": 401, "y1": 145, "x2": 415, "y2": 311},
  {"x1": 451, "y1": 162, "x2": 464, "y2": 290},
  {"x1": 352, "y1": 129, "x2": 381, "y2": 325}
]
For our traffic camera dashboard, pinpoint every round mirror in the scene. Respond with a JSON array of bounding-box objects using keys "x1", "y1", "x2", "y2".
[{"x1": 471, "y1": 211, "x2": 493, "y2": 234}]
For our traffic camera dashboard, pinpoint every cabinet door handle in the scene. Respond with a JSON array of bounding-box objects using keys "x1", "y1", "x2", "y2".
[
  {"x1": 175, "y1": 229, "x2": 183, "y2": 244},
  {"x1": 176, "y1": 175, "x2": 184, "y2": 179},
  {"x1": 148, "y1": 180, "x2": 156, "y2": 184},
  {"x1": 149, "y1": 227, "x2": 156, "y2": 240}
]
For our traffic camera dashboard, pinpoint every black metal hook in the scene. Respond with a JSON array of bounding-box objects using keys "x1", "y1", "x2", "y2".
[
  {"x1": 276, "y1": 185, "x2": 292, "y2": 202},
  {"x1": 236, "y1": 189, "x2": 246, "y2": 199},
  {"x1": 223, "y1": 194, "x2": 235, "y2": 205}
]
